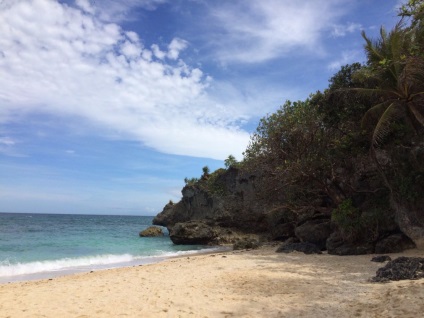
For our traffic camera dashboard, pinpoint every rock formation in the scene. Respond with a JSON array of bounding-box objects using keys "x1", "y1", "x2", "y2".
[
  {"x1": 153, "y1": 162, "x2": 420, "y2": 254},
  {"x1": 139, "y1": 226, "x2": 164, "y2": 237},
  {"x1": 371, "y1": 257, "x2": 424, "y2": 282},
  {"x1": 153, "y1": 168, "x2": 270, "y2": 245}
]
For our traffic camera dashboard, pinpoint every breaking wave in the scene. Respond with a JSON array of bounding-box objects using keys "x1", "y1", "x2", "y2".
[
  {"x1": 0, "y1": 254, "x2": 138, "y2": 277},
  {"x1": 0, "y1": 247, "x2": 225, "y2": 279}
]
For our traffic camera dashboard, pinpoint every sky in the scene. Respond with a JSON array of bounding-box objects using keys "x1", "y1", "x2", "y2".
[{"x1": 0, "y1": 0, "x2": 403, "y2": 215}]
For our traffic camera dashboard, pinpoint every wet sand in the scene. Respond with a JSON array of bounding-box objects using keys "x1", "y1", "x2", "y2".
[{"x1": 1, "y1": 246, "x2": 423, "y2": 317}]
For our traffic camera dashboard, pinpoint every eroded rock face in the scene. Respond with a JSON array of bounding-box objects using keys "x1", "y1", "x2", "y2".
[
  {"x1": 276, "y1": 242, "x2": 322, "y2": 254},
  {"x1": 153, "y1": 168, "x2": 272, "y2": 244},
  {"x1": 294, "y1": 218, "x2": 333, "y2": 250},
  {"x1": 389, "y1": 142, "x2": 424, "y2": 249},
  {"x1": 152, "y1": 155, "x2": 422, "y2": 249},
  {"x1": 169, "y1": 221, "x2": 217, "y2": 245},
  {"x1": 374, "y1": 233, "x2": 416, "y2": 254},
  {"x1": 233, "y1": 238, "x2": 261, "y2": 250},
  {"x1": 139, "y1": 226, "x2": 164, "y2": 237},
  {"x1": 326, "y1": 232, "x2": 374, "y2": 255}
]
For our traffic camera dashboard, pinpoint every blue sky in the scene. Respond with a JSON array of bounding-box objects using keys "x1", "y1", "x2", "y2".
[{"x1": 0, "y1": 0, "x2": 402, "y2": 215}]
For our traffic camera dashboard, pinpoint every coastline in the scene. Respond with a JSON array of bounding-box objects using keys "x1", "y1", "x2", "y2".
[
  {"x1": 0, "y1": 246, "x2": 227, "y2": 284},
  {"x1": 1, "y1": 246, "x2": 423, "y2": 317}
]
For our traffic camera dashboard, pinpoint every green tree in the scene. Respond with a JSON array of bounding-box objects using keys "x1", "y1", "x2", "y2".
[
  {"x1": 399, "y1": 0, "x2": 424, "y2": 28},
  {"x1": 184, "y1": 177, "x2": 199, "y2": 185},
  {"x1": 312, "y1": 63, "x2": 375, "y2": 139},
  {"x1": 244, "y1": 99, "x2": 345, "y2": 209},
  {"x1": 202, "y1": 166, "x2": 210, "y2": 177},
  {"x1": 355, "y1": 24, "x2": 424, "y2": 147},
  {"x1": 224, "y1": 155, "x2": 238, "y2": 168}
]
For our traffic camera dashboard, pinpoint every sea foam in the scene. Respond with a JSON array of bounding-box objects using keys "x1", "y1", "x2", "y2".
[
  {"x1": 0, "y1": 247, "x2": 225, "y2": 280},
  {"x1": 0, "y1": 254, "x2": 137, "y2": 277}
]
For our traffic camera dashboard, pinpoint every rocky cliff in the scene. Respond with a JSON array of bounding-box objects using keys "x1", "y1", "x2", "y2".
[
  {"x1": 153, "y1": 158, "x2": 420, "y2": 254},
  {"x1": 153, "y1": 167, "x2": 271, "y2": 245}
]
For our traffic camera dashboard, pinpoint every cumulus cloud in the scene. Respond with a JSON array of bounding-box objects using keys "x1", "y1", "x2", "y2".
[
  {"x1": 0, "y1": 0, "x2": 250, "y2": 160},
  {"x1": 204, "y1": 0, "x2": 350, "y2": 64},
  {"x1": 167, "y1": 38, "x2": 188, "y2": 60}
]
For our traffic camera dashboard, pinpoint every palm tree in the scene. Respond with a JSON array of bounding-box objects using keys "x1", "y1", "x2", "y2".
[
  {"x1": 354, "y1": 20, "x2": 424, "y2": 247},
  {"x1": 356, "y1": 23, "x2": 424, "y2": 147}
]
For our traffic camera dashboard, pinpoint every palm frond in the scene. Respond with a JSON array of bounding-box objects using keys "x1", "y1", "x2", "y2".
[
  {"x1": 408, "y1": 102, "x2": 424, "y2": 126},
  {"x1": 372, "y1": 101, "x2": 406, "y2": 146},
  {"x1": 361, "y1": 100, "x2": 392, "y2": 129},
  {"x1": 361, "y1": 30, "x2": 385, "y2": 66},
  {"x1": 402, "y1": 57, "x2": 424, "y2": 92}
]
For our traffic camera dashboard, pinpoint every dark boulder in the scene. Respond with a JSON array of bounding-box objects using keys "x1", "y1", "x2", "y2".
[
  {"x1": 139, "y1": 226, "x2": 164, "y2": 237},
  {"x1": 233, "y1": 238, "x2": 261, "y2": 250},
  {"x1": 276, "y1": 242, "x2": 322, "y2": 254},
  {"x1": 270, "y1": 223, "x2": 295, "y2": 241},
  {"x1": 326, "y1": 232, "x2": 374, "y2": 255},
  {"x1": 374, "y1": 233, "x2": 416, "y2": 254},
  {"x1": 170, "y1": 221, "x2": 217, "y2": 245},
  {"x1": 294, "y1": 218, "x2": 333, "y2": 249},
  {"x1": 371, "y1": 257, "x2": 424, "y2": 282}
]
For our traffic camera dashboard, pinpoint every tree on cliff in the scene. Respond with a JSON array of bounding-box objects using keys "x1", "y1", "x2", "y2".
[
  {"x1": 400, "y1": 0, "x2": 424, "y2": 28},
  {"x1": 244, "y1": 98, "x2": 345, "y2": 211},
  {"x1": 348, "y1": 7, "x2": 424, "y2": 247},
  {"x1": 224, "y1": 155, "x2": 238, "y2": 168},
  {"x1": 356, "y1": 24, "x2": 424, "y2": 147}
]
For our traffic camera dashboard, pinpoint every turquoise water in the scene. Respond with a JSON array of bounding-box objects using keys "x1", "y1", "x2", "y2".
[{"x1": 0, "y1": 213, "x2": 217, "y2": 282}]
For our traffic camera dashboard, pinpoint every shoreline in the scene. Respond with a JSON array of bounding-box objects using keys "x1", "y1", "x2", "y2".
[
  {"x1": 0, "y1": 246, "x2": 228, "y2": 284},
  {"x1": 1, "y1": 246, "x2": 423, "y2": 317}
]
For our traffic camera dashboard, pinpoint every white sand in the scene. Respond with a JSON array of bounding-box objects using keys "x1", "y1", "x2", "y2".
[{"x1": 0, "y1": 246, "x2": 423, "y2": 317}]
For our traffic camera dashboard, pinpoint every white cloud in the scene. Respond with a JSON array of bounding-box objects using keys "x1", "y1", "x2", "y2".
[
  {"x1": 205, "y1": 0, "x2": 350, "y2": 64},
  {"x1": 167, "y1": 38, "x2": 188, "y2": 60},
  {"x1": 328, "y1": 50, "x2": 363, "y2": 71},
  {"x1": 0, "y1": 0, "x2": 250, "y2": 160},
  {"x1": 151, "y1": 44, "x2": 166, "y2": 59},
  {"x1": 0, "y1": 136, "x2": 22, "y2": 156},
  {"x1": 75, "y1": 0, "x2": 95, "y2": 14},
  {"x1": 0, "y1": 137, "x2": 15, "y2": 146},
  {"x1": 331, "y1": 22, "x2": 362, "y2": 37},
  {"x1": 73, "y1": 0, "x2": 169, "y2": 22}
]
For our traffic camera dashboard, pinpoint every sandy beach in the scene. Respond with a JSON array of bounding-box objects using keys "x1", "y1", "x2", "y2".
[{"x1": 1, "y1": 246, "x2": 423, "y2": 318}]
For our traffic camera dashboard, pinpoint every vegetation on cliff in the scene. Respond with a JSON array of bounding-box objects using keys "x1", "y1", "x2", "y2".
[{"x1": 157, "y1": 1, "x2": 424, "y2": 250}]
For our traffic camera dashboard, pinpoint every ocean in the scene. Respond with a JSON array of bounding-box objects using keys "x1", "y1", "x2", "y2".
[{"x1": 0, "y1": 213, "x2": 219, "y2": 283}]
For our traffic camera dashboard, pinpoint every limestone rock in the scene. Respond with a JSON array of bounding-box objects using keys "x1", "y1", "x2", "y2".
[
  {"x1": 294, "y1": 218, "x2": 333, "y2": 250},
  {"x1": 233, "y1": 238, "x2": 261, "y2": 250},
  {"x1": 170, "y1": 221, "x2": 217, "y2": 245},
  {"x1": 374, "y1": 233, "x2": 416, "y2": 254},
  {"x1": 276, "y1": 242, "x2": 322, "y2": 254},
  {"x1": 326, "y1": 232, "x2": 374, "y2": 255},
  {"x1": 152, "y1": 168, "x2": 273, "y2": 244},
  {"x1": 270, "y1": 223, "x2": 295, "y2": 241},
  {"x1": 139, "y1": 226, "x2": 164, "y2": 237}
]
